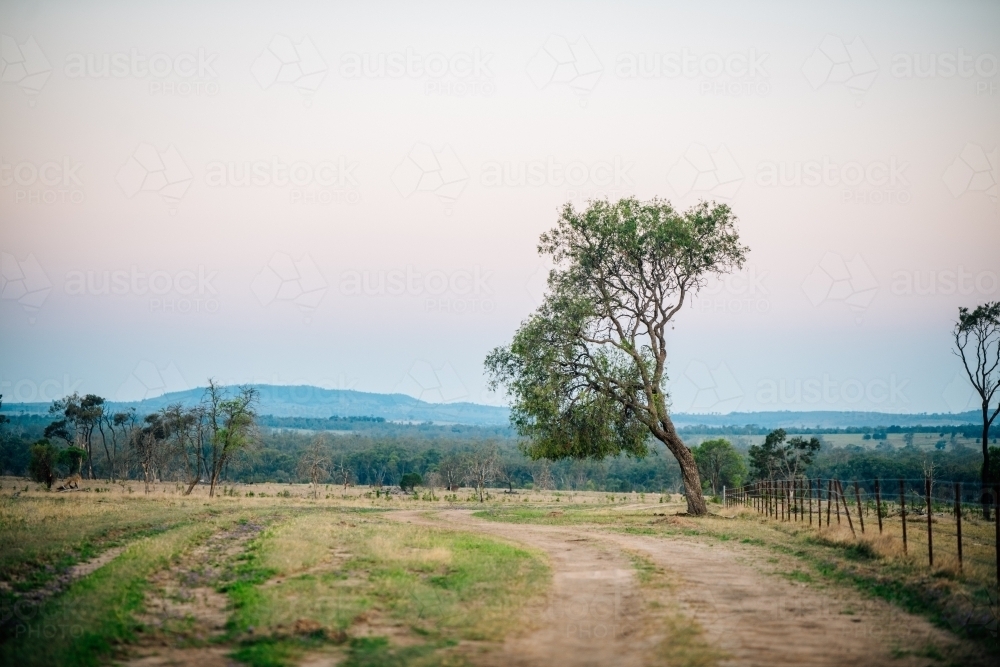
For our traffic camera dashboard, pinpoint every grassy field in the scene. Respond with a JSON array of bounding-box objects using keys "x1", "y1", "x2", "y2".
[{"x1": 0, "y1": 477, "x2": 996, "y2": 665}]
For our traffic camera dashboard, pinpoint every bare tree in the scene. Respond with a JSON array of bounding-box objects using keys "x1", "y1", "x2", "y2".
[
  {"x1": 496, "y1": 458, "x2": 517, "y2": 492},
  {"x1": 333, "y1": 454, "x2": 352, "y2": 489},
  {"x1": 424, "y1": 471, "x2": 442, "y2": 492},
  {"x1": 132, "y1": 413, "x2": 169, "y2": 494},
  {"x1": 465, "y1": 447, "x2": 498, "y2": 502},
  {"x1": 97, "y1": 408, "x2": 137, "y2": 482},
  {"x1": 204, "y1": 381, "x2": 259, "y2": 497},
  {"x1": 50, "y1": 393, "x2": 106, "y2": 479},
  {"x1": 438, "y1": 453, "x2": 465, "y2": 491},
  {"x1": 160, "y1": 404, "x2": 208, "y2": 495},
  {"x1": 531, "y1": 462, "x2": 554, "y2": 491},
  {"x1": 298, "y1": 436, "x2": 331, "y2": 498},
  {"x1": 954, "y1": 302, "x2": 1000, "y2": 519}
]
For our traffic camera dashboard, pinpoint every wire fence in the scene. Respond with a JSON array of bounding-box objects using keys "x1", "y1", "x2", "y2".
[{"x1": 724, "y1": 477, "x2": 1000, "y2": 587}]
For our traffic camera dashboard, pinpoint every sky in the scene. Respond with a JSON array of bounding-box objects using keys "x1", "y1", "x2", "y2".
[{"x1": 1, "y1": 0, "x2": 998, "y2": 414}]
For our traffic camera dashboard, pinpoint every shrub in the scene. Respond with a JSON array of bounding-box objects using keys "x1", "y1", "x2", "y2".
[
  {"x1": 400, "y1": 472, "x2": 422, "y2": 492},
  {"x1": 28, "y1": 440, "x2": 59, "y2": 489}
]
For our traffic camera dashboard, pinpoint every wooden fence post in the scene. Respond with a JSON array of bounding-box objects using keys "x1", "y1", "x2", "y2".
[
  {"x1": 925, "y1": 476, "x2": 933, "y2": 567},
  {"x1": 993, "y1": 485, "x2": 999, "y2": 587},
  {"x1": 854, "y1": 480, "x2": 865, "y2": 534},
  {"x1": 809, "y1": 478, "x2": 813, "y2": 525},
  {"x1": 875, "y1": 478, "x2": 883, "y2": 534},
  {"x1": 826, "y1": 479, "x2": 832, "y2": 527},
  {"x1": 834, "y1": 480, "x2": 841, "y2": 525},
  {"x1": 899, "y1": 479, "x2": 907, "y2": 554},
  {"x1": 954, "y1": 481, "x2": 962, "y2": 572},
  {"x1": 838, "y1": 480, "x2": 856, "y2": 537}
]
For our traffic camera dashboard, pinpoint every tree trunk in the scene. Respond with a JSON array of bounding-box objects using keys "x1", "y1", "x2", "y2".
[
  {"x1": 656, "y1": 418, "x2": 708, "y2": 515},
  {"x1": 983, "y1": 412, "x2": 992, "y2": 520}
]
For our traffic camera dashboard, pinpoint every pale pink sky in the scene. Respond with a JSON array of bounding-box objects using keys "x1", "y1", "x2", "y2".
[{"x1": 1, "y1": 0, "x2": 998, "y2": 413}]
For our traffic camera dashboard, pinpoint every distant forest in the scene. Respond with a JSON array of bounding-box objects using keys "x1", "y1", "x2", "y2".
[{"x1": 1, "y1": 409, "x2": 997, "y2": 493}]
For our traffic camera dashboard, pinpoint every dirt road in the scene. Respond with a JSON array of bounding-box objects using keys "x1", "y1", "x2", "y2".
[{"x1": 392, "y1": 509, "x2": 974, "y2": 667}]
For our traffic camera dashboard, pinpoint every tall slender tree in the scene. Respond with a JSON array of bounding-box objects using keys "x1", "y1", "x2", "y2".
[
  {"x1": 953, "y1": 302, "x2": 1000, "y2": 519},
  {"x1": 486, "y1": 198, "x2": 747, "y2": 515}
]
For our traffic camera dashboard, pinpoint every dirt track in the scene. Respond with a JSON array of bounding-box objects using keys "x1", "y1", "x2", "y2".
[{"x1": 392, "y1": 509, "x2": 974, "y2": 667}]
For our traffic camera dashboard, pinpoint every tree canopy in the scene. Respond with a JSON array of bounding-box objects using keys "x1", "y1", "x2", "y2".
[{"x1": 486, "y1": 197, "x2": 748, "y2": 515}]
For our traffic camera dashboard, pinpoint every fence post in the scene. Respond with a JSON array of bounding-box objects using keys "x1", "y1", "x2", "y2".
[
  {"x1": 723, "y1": 485, "x2": 726, "y2": 506},
  {"x1": 838, "y1": 480, "x2": 856, "y2": 537},
  {"x1": 875, "y1": 478, "x2": 883, "y2": 534},
  {"x1": 925, "y1": 476, "x2": 933, "y2": 567},
  {"x1": 809, "y1": 478, "x2": 813, "y2": 525},
  {"x1": 854, "y1": 480, "x2": 865, "y2": 534},
  {"x1": 834, "y1": 480, "x2": 841, "y2": 525},
  {"x1": 826, "y1": 479, "x2": 832, "y2": 527},
  {"x1": 899, "y1": 479, "x2": 907, "y2": 554},
  {"x1": 954, "y1": 481, "x2": 962, "y2": 572},
  {"x1": 994, "y1": 485, "x2": 999, "y2": 587}
]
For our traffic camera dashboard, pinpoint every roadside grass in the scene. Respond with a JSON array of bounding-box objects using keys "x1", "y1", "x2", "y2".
[
  {"x1": 0, "y1": 518, "x2": 222, "y2": 666},
  {"x1": 227, "y1": 512, "x2": 549, "y2": 666},
  {"x1": 0, "y1": 491, "x2": 213, "y2": 592},
  {"x1": 624, "y1": 551, "x2": 726, "y2": 667},
  {"x1": 475, "y1": 502, "x2": 999, "y2": 656}
]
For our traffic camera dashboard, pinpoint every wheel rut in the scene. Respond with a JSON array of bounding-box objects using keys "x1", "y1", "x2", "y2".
[{"x1": 392, "y1": 509, "x2": 984, "y2": 667}]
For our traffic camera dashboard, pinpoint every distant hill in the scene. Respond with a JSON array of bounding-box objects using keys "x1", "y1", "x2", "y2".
[
  {"x1": 1, "y1": 384, "x2": 982, "y2": 429},
  {"x1": 3, "y1": 385, "x2": 512, "y2": 426}
]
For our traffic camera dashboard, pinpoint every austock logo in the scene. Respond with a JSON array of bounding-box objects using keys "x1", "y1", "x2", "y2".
[
  {"x1": 755, "y1": 156, "x2": 911, "y2": 205},
  {"x1": 64, "y1": 47, "x2": 220, "y2": 96},
  {"x1": 526, "y1": 35, "x2": 602, "y2": 102},
  {"x1": 802, "y1": 252, "x2": 878, "y2": 321},
  {"x1": 802, "y1": 35, "x2": 878, "y2": 104},
  {"x1": 942, "y1": 143, "x2": 998, "y2": 203},
  {"x1": 615, "y1": 47, "x2": 770, "y2": 97},
  {"x1": 683, "y1": 360, "x2": 744, "y2": 411},
  {"x1": 667, "y1": 143, "x2": 743, "y2": 199},
  {"x1": 0, "y1": 34, "x2": 51, "y2": 102},
  {"x1": 115, "y1": 360, "x2": 188, "y2": 401},
  {"x1": 0, "y1": 252, "x2": 51, "y2": 323},
  {"x1": 0, "y1": 374, "x2": 82, "y2": 403},
  {"x1": 392, "y1": 143, "x2": 468, "y2": 206},
  {"x1": 339, "y1": 266, "x2": 495, "y2": 315},
  {"x1": 395, "y1": 360, "x2": 468, "y2": 403},
  {"x1": 1, "y1": 155, "x2": 85, "y2": 204},
  {"x1": 251, "y1": 252, "x2": 327, "y2": 323},
  {"x1": 755, "y1": 374, "x2": 909, "y2": 407},
  {"x1": 251, "y1": 35, "x2": 327, "y2": 95},
  {"x1": 116, "y1": 143, "x2": 193, "y2": 210},
  {"x1": 340, "y1": 47, "x2": 495, "y2": 97},
  {"x1": 205, "y1": 156, "x2": 360, "y2": 204},
  {"x1": 63, "y1": 265, "x2": 221, "y2": 314}
]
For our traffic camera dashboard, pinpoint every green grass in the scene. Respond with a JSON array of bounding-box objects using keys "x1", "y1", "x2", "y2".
[
  {"x1": 225, "y1": 513, "x2": 549, "y2": 665},
  {"x1": 0, "y1": 519, "x2": 217, "y2": 666}
]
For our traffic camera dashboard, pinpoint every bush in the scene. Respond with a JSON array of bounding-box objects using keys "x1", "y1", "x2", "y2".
[
  {"x1": 400, "y1": 472, "x2": 422, "y2": 492},
  {"x1": 28, "y1": 440, "x2": 59, "y2": 489},
  {"x1": 58, "y1": 446, "x2": 86, "y2": 475}
]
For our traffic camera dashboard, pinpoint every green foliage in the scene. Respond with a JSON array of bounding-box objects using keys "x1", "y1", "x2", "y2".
[
  {"x1": 58, "y1": 446, "x2": 87, "y2": 475},
  {"x1": 486, "y1": 197, "x2": 747, "y2": 467},
  {"x1": 28, "y1": 440, "x2": 59, "y2": 488},
  {"x1": 399, "y1": 472, "x2": 422, "y2": 491},
  {"x1": 748, "y1": 429, "x2": 820, "y2": 480},
  {"x1": 691, "y1": 438, "x2": 746, "y2": 494}
]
